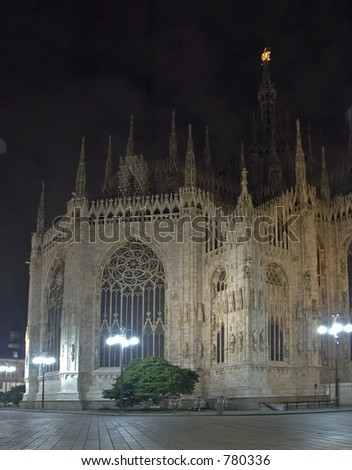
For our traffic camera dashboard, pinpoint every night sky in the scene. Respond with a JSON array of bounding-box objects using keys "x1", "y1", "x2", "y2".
[{"x1": 0, "y1": 0, "x2": 352, "y2": 351}]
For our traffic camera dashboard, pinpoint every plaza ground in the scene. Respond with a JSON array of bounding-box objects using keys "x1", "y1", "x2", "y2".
[{"x1": 0, "y1": 407, "x2": 351, "y2": 450}]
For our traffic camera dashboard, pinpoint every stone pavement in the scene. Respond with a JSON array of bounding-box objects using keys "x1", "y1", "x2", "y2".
[{"x1": 0, "y1": 407, "x2": 352, "y2": 450}]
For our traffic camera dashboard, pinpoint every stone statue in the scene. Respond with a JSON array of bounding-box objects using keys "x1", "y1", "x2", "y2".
[
  {"x1": 238, "y1": 332, "x2": 244, "y2": 352},
  {"x1": 304, "y1": 271, "x2": 311, "y2": 291},
  {"x1": 230, "y1": 334, "x2": 236, "y2": 353},
  {"x1": 197, "y1": 342, "x2": 204, "y2": 359},
  {"x1": 259, "y1": 329, "x2": 265, "y2": 351},
  {"x1": 252, "y1": 330, "x2": 258, "y2": 351}
]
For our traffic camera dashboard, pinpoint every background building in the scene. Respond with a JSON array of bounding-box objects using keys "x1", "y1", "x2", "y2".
[
  {"x1": 0, "y1": 329, "x2": 25, "y2": 402},
  {"x1": 22, "y1": 51, "x2": 352, "y2": 410}
]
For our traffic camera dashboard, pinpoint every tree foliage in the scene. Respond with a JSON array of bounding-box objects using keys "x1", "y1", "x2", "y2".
[
  {"x1": 102, "y1": 356, "x2": 199, "y2": 405},
  {"x1": 0, "y1": 385, "x2": 25, "y2": 405}
]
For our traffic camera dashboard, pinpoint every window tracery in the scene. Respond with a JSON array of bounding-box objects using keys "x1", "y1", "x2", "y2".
[
  {"x1": 46, "y1": 260, "x2": 64, "y2": 371},
  {"x1": 212, "y1": 268, "x2": 227, "y2": 363},
  {"x1": 265, "y1": 264, "x2": 287, "y2": 362},
  {"x1": 99, "y1": 241, "x2": 165, "y2": 367}
]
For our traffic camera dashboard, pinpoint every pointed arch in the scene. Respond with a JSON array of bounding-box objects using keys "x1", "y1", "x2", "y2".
[
  {"x1": 316, "y1": 238, "x2": 326, "y2": 287},
  {"x1": 99, "y1": 241, "x2": 165, "y2": 367},
  {"x1": 212, "y1": 266, "x2": 227, "y2": 294},
  {"x1": 45, "y1": 258, "x2": 65, "y2": 371},
  {"x1": 265, "y1": 263, "x2": 288, "y2": 362},
  {"x1": 211, "y1": 267, "x2": 227, "y2": 364}
]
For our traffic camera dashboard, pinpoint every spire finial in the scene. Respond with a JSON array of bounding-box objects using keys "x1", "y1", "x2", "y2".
[
  {"x1": 204, "y1": 125, "x2": 211, "y2": 172},
  {"x1": 237, "y1": 165, "x2": 253, "y2": 211},
  {"x1": 240, "y1": 141, "x2": 245, "y2": 170},
  {"x1": 102, "y1": 134, "x2": 112, "y2": 195},
  {"x1": 241, "y1": 166, "x2": 248, "y2": 192},
  {"x1": 296, "y1": 118, "x2": 302, "y2": 150},
  {"x1": 80, "y1": 135, "x2": 85, "y2": 160},
  {"x1": 36, "y1": 180, "x2": 45, "y2": 234},
  {"x1": 261, "y1": 47, "x2": 271, "y2": 84},
  {"x1": 295, "y1": 118, "x2": 307, "y2": 189},
  {"x1": 258, "y1": 47, "x2": 276, "y2": 142},
  {"x1": 184, "y1": 123, "x2": 196, "y2": 187},
  {"x1": 186, "y1": 123, "x2": 194, "y2": 155},
  {"x1": 75, "y1": 135, "x2": 87, "y2": 198},
  {"x1": 168, "y1": 110, "x2": 178, "y2": 166},
  {"x1": 126, "y1": 114, "x2": 135, "y2": 156},
  {"x1": 321, "y1": 145, "x2": 330, "y2": 202}
]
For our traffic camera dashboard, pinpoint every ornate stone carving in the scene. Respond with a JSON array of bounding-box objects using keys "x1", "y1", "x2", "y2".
[
  {"x1": 243, "y1": 257, "x2": 252, "y2": 277},
  {"x1": 259, "y1": 330, "x2": 265, "y2": 351},
  {"x1": 238, "y1": 332, "x2": 244, "y2": 352},
  {"x1": 229, "y1": 334, "x2": 236, "y2": 353},
  {"x1": 304, "y1": 271, "x2": 311, "y2": 291},
  {"x1": 197, "y1": 342, "x2": 204, "y2": 359}
]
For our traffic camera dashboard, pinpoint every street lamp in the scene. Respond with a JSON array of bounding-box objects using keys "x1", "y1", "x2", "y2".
[
  {"x1": 106, "y1": 329, "x2": 139, "y2": 410},
  {"x1": 318, "y1": 314, "x2": 352, "y2": 407},
  {"x1": 32, "y1": 355, "x2": 55, "y2": 410},
  {"x1": 0, "y1": 365, "x2": 16, "y2": 407}
]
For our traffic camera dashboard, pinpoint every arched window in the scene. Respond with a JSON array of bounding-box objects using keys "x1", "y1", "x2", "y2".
[
  {"x1": 268, "y1": 316, "x2": 284, "y2": 361},
  {"x1": 265, "y1": 264, "x2": 287, "y2": 362},
  {"x1": 215, "y1": 269, "x2": 227, "y2": 293},
  {"x1": 99, "y1": 241, "x2": 165, "y2": 367},
  {"x1": 212, "y1": 268, "x2": 227, "y2": 364},
  {"x1": 217, "y1": 323, "x2": 225, "y2": 363},
  {"x1": 46, "y1": 260, "x2": 64, "y2": 371}
]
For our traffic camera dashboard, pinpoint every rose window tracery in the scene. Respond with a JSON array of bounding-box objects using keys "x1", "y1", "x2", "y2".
[{"x1": 100, "y1": 241, "x2": 165, "y2": 367}]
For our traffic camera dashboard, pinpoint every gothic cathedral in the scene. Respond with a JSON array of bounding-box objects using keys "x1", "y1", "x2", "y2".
[{"x1": 23, "y1": 50, "x2": 352, "y2": 410}]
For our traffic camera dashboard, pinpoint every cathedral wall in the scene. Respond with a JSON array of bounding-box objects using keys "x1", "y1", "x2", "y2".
[{"x1": 24, "y1": 188, "x2": 352, "y2": 410}]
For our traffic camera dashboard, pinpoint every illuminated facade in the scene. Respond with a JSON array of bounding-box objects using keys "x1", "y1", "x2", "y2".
[{"x1": 23, "y1": 51, "x2": 352, "y2": 410}]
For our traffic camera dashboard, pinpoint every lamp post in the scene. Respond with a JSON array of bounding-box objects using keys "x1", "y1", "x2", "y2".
[
  {"x1": 317, "y1": 314, "x2": 352, "y2": 407},
  {"x1": 106, "y1": 329, "x2": 139, "y2": 411},
  {"x1": 0, "y1": 365, "x2": 16, "y2": 407},
  {"x1": 32, "y1": 355, "x2": 55, "y2": 410}
]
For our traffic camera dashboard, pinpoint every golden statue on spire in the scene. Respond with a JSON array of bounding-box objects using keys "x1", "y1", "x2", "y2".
[{"x1": 261, "y1": 47, "x2": 271, "y2": 63}]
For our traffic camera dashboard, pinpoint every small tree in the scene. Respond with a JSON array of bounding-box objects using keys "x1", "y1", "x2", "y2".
[
  {"x1": 0, "y1": 385, "x2": 25, "y2": 405},
  {"x1": 103, "y1": 356, "x2": 199, "y2": 405}
]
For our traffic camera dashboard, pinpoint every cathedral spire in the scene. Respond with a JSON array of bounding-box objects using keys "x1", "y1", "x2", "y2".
[
  {"x1": 237, "y1": 165, "x2": 253, "y2": 211},
  {"x1": 204, "y1": 125, "x2": 211, "y2": 173},
  {"x1": 126, "y1": 114, "x2": 135, "y2": 157},
  {"x1": 261, "y1": 47, "x2": 272, "y2": 83},
  {"x1": 184, "y1": 124, "x2": 196, "y2": 187},
  {"x1": 258, "y1": 47, "x2": 277, "y2": 143},
  {"x1": 240, "y1": 141, "x2": 246, "y2": 173},
  {"x1": 36, "y1": 180, "x2": 45, "y2": 234},
  {"x1": 294, "y1": 119, "x2": 307, "y2": 188},
  {"x1": 168, "y1": 110, "x2": 178, "y2": 167},
  {"x1": 320, "y1": 146, "x2": 330, "y2": 202},
  {"x1": 75, "y1": 136, "x2": 87, "y2": 198},
  {"x1": 102, "y1": 135, "x2": 112, "y2": 194}
]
